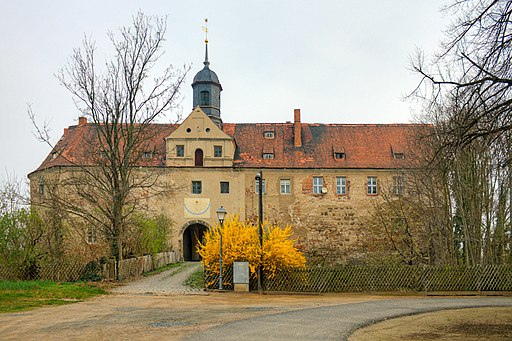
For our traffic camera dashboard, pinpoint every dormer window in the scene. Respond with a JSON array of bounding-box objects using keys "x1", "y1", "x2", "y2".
[
  {"x1": 334, "y1": 152, "x2": 345, "y2": 159},
  {"x1": 263, "y1": 153, "x2": 274, "y2": 159},
  {"x1": 264, "y1": 131, "x2": 275, "y2": 139},
  {"x1": 200, "y1": 91, "x2": 210, "y2": 106},
  {"x1": 394, "y1": 153, "x2": 405, "y2": 160}
]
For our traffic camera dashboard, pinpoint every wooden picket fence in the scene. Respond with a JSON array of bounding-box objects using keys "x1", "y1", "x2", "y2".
[
  {"x1": 0, "y1": 251, "x2": 177, "y2": 282},
  {"x1": 205, "y1": 265, "x2": 512, "y2": 293}
]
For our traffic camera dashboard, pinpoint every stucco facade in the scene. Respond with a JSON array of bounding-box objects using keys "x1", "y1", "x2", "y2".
[{"x1": 28, "y1": 43, "x2": 422, "y2": 264}]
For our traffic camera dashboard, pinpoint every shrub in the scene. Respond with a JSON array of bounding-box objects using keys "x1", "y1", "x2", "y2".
[{"x1": 198, "y1": 215, "x2": 305, "y2": 280}]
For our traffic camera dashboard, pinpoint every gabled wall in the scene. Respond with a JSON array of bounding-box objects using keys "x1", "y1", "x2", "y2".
[{"x1": 165, "y1": 107, "x2": 234, "y2": 167}]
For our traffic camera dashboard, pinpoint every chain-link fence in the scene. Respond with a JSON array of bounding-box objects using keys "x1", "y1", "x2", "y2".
[{"x1": 205, "y1": 265, "x2": 512, "y2": 293}]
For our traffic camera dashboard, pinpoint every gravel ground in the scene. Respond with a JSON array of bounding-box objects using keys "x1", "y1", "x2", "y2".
[{"x1": 111, "y1": 262, "x2": 206, "y2": 295}]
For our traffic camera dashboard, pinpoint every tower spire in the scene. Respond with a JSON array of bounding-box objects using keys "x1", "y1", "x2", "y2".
[
  {"x1": 202, "y1": 18, "x2": 209, "y2": 67},
  {"x1": 193, "y1": 18, "x2": 222, "y2": 127}
]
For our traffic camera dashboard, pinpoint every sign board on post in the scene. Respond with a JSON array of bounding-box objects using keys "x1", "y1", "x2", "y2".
[{"x1": 233, "y1": 261, "x2": 249, "y2": 292}]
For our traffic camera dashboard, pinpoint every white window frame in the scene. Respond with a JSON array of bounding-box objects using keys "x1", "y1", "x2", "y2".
[
  {"x1": 313, "y1": 176, "x2": 323, "y2": 194},
  {"x1": 393, "y1": 176, "x2": 404, "y2": 196},
  {"x1": 280, "y1": 179, "x2": 291, "y2": 194},
  {"x1": 255, "y1": 179, "x2": 266, "y2": 194},
  {"x1": 367, "y1": 176, "x2": 378, "y2": 195},
  {"x1": 336, "y1": 176, "x2": 346, "y2": 195}
]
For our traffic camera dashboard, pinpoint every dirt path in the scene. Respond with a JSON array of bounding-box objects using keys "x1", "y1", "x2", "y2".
[
  {"x1": 0, "y1": 292, "x2": 386, "y2": 340},
  {"x1": 111, "y1": 262, "x2": 204, "y2": 295},
  {"x1": 1, "y1": 265, "x2": 511, "y2": 340}
]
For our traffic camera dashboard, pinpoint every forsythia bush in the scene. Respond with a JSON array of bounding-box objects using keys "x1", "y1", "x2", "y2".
[{"x1": 198, "y1": 215, "x2": 306, "y2": 280}]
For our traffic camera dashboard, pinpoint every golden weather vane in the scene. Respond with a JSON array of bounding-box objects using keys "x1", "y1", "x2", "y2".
[{"x1": 202, "y1": 18, "x2": 209, "y2": 44}]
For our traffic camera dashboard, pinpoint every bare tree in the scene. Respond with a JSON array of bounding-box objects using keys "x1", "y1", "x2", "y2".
[
  {"x1": 407, "y1": 0, "x2": 512, "y2": 266},
  {"x1": 412, "y1": 0, "x2": 512, "y2": 152},
  {"x1": 32, "y1": 12, "x2": 188, "y2": 278}
]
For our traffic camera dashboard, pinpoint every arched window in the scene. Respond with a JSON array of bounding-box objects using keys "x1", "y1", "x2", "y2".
[
  {"x1": 195, "y1": 148, "x2": 204, "y2": 167},
  {"x1": 200, "y1": 91, "x2": 210, "y2": 105}
]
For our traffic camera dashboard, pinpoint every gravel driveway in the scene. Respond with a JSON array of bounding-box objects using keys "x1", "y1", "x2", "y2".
[{"x1": 111, "y1": 262, "x2": 206, "y2": 295}]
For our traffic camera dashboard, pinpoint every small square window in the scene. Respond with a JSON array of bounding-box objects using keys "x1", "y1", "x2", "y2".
[
  {"x1": 192, "y1": 181, "x2": 202, "y2": 194},
  {"x1": 214, "y1": 146, "x2": 222, "y2": 157},
  {"x1": 255, "y1": 179, "x2": 266, "y2": 194},
  {"x1": 313, "y1": 177, "x2": 323, "y2": 194},
  {"x1": 264, "y1": 131, "x2": 275, "y2": 138},
  {"x1": 263, "y1": 153, "x2": 274, "y2": 159},
  {"x1": 336, "y1": 176, "x2": 346, "y2": 195},
  {"x1": 367, "y1": 176, "x2": 378, "y2": 195},
  {"x1": 334, "y1": 152, "x2": 345, "y2": 159},
  {"x1": 280, "y1": 179, "x2": 291, "y2": 194},
  {"x1": 220, "y1": 181, "x2": 229, "y2": 194},
  {"x1": 176, "y1": 145, "x2": 185, "y2": 157}
]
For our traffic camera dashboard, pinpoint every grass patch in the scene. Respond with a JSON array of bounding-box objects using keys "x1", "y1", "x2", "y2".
[
  {"x1": 0, "y1": 280, "x2": 106, "y2": 313},
  {"x1": 185, "y1": 267, "x2": 205, "y2": 289}
]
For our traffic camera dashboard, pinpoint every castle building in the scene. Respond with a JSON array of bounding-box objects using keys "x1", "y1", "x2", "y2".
[{"x1": 29, "y1": 40, "x2": 422, "y2": 264}]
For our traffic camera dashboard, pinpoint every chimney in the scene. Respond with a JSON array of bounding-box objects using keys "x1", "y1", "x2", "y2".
[
  {"x1": 63, "y1": 128, "x2": 69, "y2": 138},
  {"x1": 294, "y1": 109, "x2": 302, "y2": 147},
  {"x1": 78, "y1": 117, "x2": 87, "y2": 125}
]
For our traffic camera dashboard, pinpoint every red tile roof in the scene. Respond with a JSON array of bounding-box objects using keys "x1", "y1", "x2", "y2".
[{"x1": 32, "y1": 120, "x2": 425, "y2": 174}]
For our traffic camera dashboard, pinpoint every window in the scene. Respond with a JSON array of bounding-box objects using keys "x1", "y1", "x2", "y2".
[
  {"x1": 195, "y1": 149, "x2": 204, "y2": 167},
  {"x1": 255, "y1": 179, "x2": 266, "y2": 194},
  {"x1": 176, "y1": 145, "x2": 184, "y2": 157},
  {"x1": 280, "y1": 179, "x2": 291, "y2": 194},
  {"x1": 393, "y1": 176, "x2": 404, "y2": 196},
  {"x1": 220, "y1": 181, "x2": 229, "y2": 194},
  {"x1": 263, "y1": 153, "x2": 274, "y2": 159},
  {"x1": 264, "y1": 131, "x2": 275, "y2": 138},
  {"x1": 38, "y1": 179, "x2": 45, "y2": 196},
  {"x1": 214, "y1": 145, "x2": 222, "y2": 157},
  {"x1": 192, "y1": 181, "x2": 202, "y2": 194},
  {"x1": 367, "y1": 176, "x2": 378, "y2": 195},
  {"x1": 142, "y1": 151, "x2": 153, "y2": 158},
  {"x1": 336, "y1": 176, "x2": 347, "y2": 195},
  {"x1": 313, "y1": 176, "x2": 323, "y2": 194},
  {"x1": 394, "y1": 152, "x2": 405, "y2": 160},
  {"x1": 87, "y1": 226, "x2": 97, "y2": 244},
  {"x1": 200, "y1": 90, "x2": 210, "y2": 105},
  {"x1": 334, "y1": 152, "x2": 345, "y2": 159}
]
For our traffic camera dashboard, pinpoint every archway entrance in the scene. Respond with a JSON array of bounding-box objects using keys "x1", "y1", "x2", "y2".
[{"x1": 183, "y1": 223, "x2": 207, "y2": 261}]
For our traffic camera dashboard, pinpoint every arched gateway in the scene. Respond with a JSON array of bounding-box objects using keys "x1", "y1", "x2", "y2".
[{"x1": 182, "y1": 220, "x2": 209, "y2": 261}]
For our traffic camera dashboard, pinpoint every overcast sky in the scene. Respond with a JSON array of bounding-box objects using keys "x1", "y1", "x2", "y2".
[{"x1": 0, "y1": 0, "x2": 449, "y2": 184}]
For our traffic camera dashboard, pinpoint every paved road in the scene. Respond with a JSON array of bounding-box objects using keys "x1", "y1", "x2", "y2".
[
  {"x1": 185, "y1": 297, "x2": 512, "y2": 341},
  {"x1": 111, "y1": 261, "x2": 206, "y2": 295}
]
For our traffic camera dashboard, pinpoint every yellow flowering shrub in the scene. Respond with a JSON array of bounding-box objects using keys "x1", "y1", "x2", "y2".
[
  {"x1": 261, "y1": 222, "x2": 306, "y2": 279},
  {"x1": 197, "y1": 215, "x2": 306, "y2": 281}
]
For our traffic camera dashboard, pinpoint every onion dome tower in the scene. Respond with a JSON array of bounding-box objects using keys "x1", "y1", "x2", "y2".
[{"x1": 192, "y1": 19, "x2": 223, "y2": 127}]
